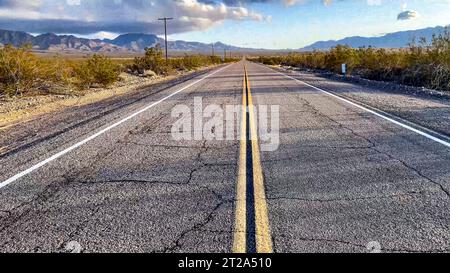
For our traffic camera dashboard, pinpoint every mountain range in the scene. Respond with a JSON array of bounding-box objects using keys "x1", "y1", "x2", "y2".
[
  {"x1": 0, "y1": 29, "x2": 246, "y2": 53},
  {"x1": 0, "y1": 30, "x2": 123, "y2": 52},
  {"x1": 0, "y1": 25, "x2": 447, "y2": 53},
  {"x1": 301, "y1": 26, "x2": 448, "y2": 51},
  {"x1": 104, "y1": 33, "x2": 243, "y2": 52}
]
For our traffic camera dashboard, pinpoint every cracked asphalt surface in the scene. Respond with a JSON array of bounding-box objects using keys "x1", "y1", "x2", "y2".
[
  {"x1": 0, "y1": 63, "x2": 241, "y2": 253},
  {"x1": 247, "y1": 62, "x2": 450, "y2": 253},
  {"x1": 0, "y1": 60, "x2": 449, "y2": 253}
]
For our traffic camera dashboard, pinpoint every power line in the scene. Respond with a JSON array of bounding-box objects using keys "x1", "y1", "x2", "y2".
[{"x1": 158, "y1": 17, "x2": 173, "y2": 61}]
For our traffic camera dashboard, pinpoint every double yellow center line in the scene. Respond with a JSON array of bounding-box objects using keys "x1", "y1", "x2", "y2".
[{"x1": 233, "y1": 64, "x2": 273, "y2": 253}]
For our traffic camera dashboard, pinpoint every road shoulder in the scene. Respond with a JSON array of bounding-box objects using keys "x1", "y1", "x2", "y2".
[
  {"x1": 267, "y1": 65, "x2": 450, "y2": 137},
  {"x1": 0, "y1": 66, "x2": 221, "y2": 157}
]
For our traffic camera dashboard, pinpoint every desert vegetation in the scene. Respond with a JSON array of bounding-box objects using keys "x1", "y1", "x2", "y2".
[
  {"x1": 256, "y1": 29, "x2": 450, "y2": 91},
  {"x1": 129, "y1": 45, "x2": 232, "y2": 76},
  {"x1": 0, "y1": 44, "x2": 236, "y2": 98},
  {"x1": 0, "y1": 45, "x2": 70, "y2": 96},
  {"x1": 73, "y1": 54, "x2": 121, "y2": 89}
]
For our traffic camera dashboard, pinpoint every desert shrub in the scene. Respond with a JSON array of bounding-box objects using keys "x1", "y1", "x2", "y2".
[
  {"x1": 302, "y1": 51, "x2": 326, "y2": 69},
  {"x1": 130, "y1": 46, "x2": 236, "y2": 75},
  {"x1": 169, "y1": 55, "x2": 223, "y2": 71},
  {"x1": 0, "y1": 44, "x2": 41, "y2": 96},
  {"x1": 255, "y1": 28, "x2": 450, "y2": 91},
  {"x1": 130, "y1": 45, "x2": 170, "y2": 75},
  {"x1": 423, "y1": 30, "x2": 450, "y2": 90},
  {"x1": 180, "y1": 55, "x2": 206, "y2": 70},
  {"x1": 0, "y1": 45, "x2": 81, "y2": 96},
  {"x1": 74, "y1": 54, "x2": 121, "y2": 88},
  {"x1": 324, "y1": 45, "x2": 358, "y2": 73},
  {"x1": 38, "y1": 57, "x2": 75, "y2": 92},
  {"x1": 2, "y1": 44, "x2": 230, "y2": 97},
  {"x1": 130, "y1": 56, "x2": 149, "y2": 75},
  {"x1": 258, "y1": 56, "x2": 279, "y2": 66}
]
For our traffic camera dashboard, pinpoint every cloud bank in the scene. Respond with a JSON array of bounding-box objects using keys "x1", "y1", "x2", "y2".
[
  {"x1": 0, "y1": 0, "x2": 426, "y2": 36},
  {"x1": 0, "y1": 0, "x2": 268, "y2": 35}
]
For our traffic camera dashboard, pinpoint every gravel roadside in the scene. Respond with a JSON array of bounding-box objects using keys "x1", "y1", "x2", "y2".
[
  {"x1": 271, "y1": 65, "x2": 450, "y2": 137},
  {"x1": 0, "y1": 67, "x2": 218, "y2": 129},
  {"x1": 0, "y1": 65, "x2": 220, "y2": 157}
]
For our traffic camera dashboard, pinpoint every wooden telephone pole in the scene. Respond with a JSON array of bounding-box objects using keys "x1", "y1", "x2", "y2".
[{"x1": 158, "y1": 17, "x2": 173, "y2": 60}]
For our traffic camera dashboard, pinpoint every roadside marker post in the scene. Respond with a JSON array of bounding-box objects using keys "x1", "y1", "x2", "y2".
[{"x1": 341, "y1": 63, "x2": 347, "y2": 76}]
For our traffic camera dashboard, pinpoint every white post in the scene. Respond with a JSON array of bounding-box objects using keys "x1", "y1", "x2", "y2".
[{"x1": 341, "y1": 63, "x2": 347, "y2": 75}]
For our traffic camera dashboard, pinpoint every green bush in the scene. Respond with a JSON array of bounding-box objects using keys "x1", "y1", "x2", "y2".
[{"x1": 74, "y1": 54, "x2": 121, "y2": 88}]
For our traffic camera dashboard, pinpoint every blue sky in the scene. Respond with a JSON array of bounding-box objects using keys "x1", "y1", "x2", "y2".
[{"x1": 0, "y1": 0, "x2": 449, "y2": 49}]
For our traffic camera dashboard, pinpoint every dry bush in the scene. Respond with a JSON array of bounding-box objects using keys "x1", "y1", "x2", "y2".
[
  {"x1": 74, "y1": 54, "x2": 121, "y2": 89},
  {"x1": 130, "y1": 46, "x2": 237, "y2": 76},
  {"x1": 130, "y1": 45, "x2": 170, "y2": 75},
  {"x1": 256, "y1": 28, "x2": 450, "y2": 91},
  {"x1": 324, "y1": 45, "x2": 358, "y2": 73},
  {"x1": 169, "y1": 55, "x2": 224, "y2": 71},
  {"x1": 0, "y1": 45, "x2": 41, "y2": 96},
  {"x1": 36, "y1": 57, "x2": 74, "y2": 93},
  {"x1": 0, "y1": 46, "x2": 122, "y2": 96}
]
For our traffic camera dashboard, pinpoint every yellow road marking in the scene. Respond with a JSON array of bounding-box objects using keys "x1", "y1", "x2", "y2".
[
  {"x1": 245, "y1": 66, "x2": 274, "y2": 253},
  {"x1": 232, "y1": 64, "x2": 248, "y2": 253},
  {"x1": 233, "y1": 63, "x2": 273, "y2": 253}
]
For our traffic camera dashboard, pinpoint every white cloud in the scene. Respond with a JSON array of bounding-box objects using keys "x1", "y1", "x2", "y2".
[{"x1": 173, "y1": 0, "x2": 267, "y2": 22}]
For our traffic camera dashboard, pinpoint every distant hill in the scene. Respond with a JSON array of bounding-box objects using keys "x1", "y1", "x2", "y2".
[
  {"x1": 0, "y1": 29, "x2": 125, "y2": 52},
  {"x1": 0, "y1": 29, "x2": 250, "y2": 53},
  {"x1": 105, "y1": 33, "x2": 244, "y2": 52},
  {"x1": 3, "y1": 26, "x2": 449, "y2": 54},
  {"x1": 301, "y1": 26, "x2": 448, "y2": 51},
  {"x1": 0, "y1": 29, "x2": 34, "y2": 47},
  {"x1": 34, "y1": 33, "x2": 124, "y2": 52},
  {"x1": 104, "y1": 33, "x2": 160, "y2": 52}
]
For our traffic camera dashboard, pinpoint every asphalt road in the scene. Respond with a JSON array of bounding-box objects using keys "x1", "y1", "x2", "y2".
[{"x1": 0, "y1": 60, "x2": 449, "y2": 253}]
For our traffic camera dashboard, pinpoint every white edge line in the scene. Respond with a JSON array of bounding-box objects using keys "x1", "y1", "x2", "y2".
[
  {"x1": 0, "y1": 64, "x2": 233, "y2": 189},
  {"x1": 262, "y1": 64, "x2": 450, "y2": 149}
]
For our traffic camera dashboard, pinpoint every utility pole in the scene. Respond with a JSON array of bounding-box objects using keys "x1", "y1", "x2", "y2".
[
  {"x1": 158, "y1": 17, "x2": 173, "y2": 61},
  {"x1": 211, "y1": 43, "x2": 215, "y2": 57},
  {"x1": 224, "y1": 49, "x2": 226, "y2": 62}
]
